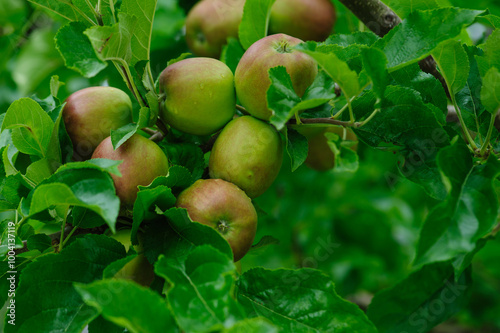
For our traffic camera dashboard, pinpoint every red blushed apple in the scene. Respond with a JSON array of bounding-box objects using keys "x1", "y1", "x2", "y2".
[
  {"x1": 235, "y1": 34, "x2": 318, "y2": 121},
  {"x1": 91, "y1": 134, "x2": 169, "y2": 207},
  {"x1": 63, "y1": 86, "x2": 133, "y2": 160},
  {"x1": 269, "y1": 0, "x2": 336, "y2": 42},
  {"x1": 185, "y1": 0, "x2": 245, "y2": 58},
  {"x1": 176, "y1": 179, "x2": 258, "y2": 262}
]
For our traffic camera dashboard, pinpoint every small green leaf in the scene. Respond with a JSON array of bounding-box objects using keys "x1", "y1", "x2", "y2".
[
  {"x1": 325, "y1": 132, "x2": 359, "y2": 173},
  {"x1": 296, "y1": 42, "x2": 361, "y2": 99},
  {"x1": 432, "y1": 40, "x2": 470, "y2": 95},
  {"x1": 221, "y1": 37, "x2": 245, "y2": 74},
  {"x1": 223, "y1": 318, "x2": 279, "y2": 332},
  {"x1": 159, "y1": 142, "x2": 205, "y2": 182},
  {"x1": 84, "y1": 13, "x2": 137, "y2": 64},
  {"x1": 480, "y1": 67, "x2": 500, "y2": 114},
  {"x1": 55, "y1": 22, "x2": 107, "y2": 78},
  {"x1": 1, "y1": 98, "x2": 54, "y2": 158},
  {"x1": 49, "y1": 75, "x2": 65, "y2": 98},
  {"x1": 239, "y1": 0, "x2": 276, "y2": 49},
  {"x1": 285, "y1": 128, "x2": 308, "y2": 172},
  {"x1": 237, "y1": 267, "x2": 378, "y2": 332},
  {"x1": 110, "y1": 107, "x2": 151, "y2": 150},
  {"x1": 361, "y1": 47, "x2": 389, "y2": 101},
  {"x1": 75, "y1": 279, "x2": 177, "y2": 333},
  {"x1": 155, "y1": 245, "x2": 244, "y2": 332}
]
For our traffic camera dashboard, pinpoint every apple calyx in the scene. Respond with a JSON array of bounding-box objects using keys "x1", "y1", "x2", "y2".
[
  {"x1": 275, "y1": 39, "x2": 293, "y2": 54},
  {"x1": 217, "y1": 220, "x2": 230, "y2": 234}
]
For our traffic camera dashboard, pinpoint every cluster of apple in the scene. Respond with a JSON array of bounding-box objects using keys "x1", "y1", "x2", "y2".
[
  {"x1": 185, "y1": 0, "x2": 336, "y2": 58},
  {"x1": 61, "y1": 0, "x2": 345, "y2": 265}
]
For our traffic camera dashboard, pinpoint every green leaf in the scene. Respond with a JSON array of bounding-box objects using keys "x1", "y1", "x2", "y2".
[
  {"x1": 88, "y1": 315, "x2": 126, "y2": 333},
  {"x1": 155, "y1": 245, "x2": 244, "y2": 332},
  {"x1": 6, "y1": 235, "x2": 126, "y2": 333},
  {"x1": 285, "y1": 128, "x2": 308, "y2": 172},
  {"x1": 414, "y1": 141, "x2": 500, "y2": 274},
  {"x1": 368, "y1": 262, "x2": 471, "y2": 333},
  {"x1": 121, "y1": 0, "x2": 157, "y2": 65},
  {"x1": 84, "y1": 13, "x2": 137, "y2": 65},
  {"x1": 49, "y1": 75, "x2": 65, "y2": 98},
  {"x1": 476, "y1": 29, "x2": 500, "y2": 76},
  {"x1": 221, "y1": 37, "x2": 245, "y2": 74},
  {"x1": 1, "y1": 98, "x2": 54, "y2": 158},
  {"x1": 296, "y1": 42, "x2": 361, "y2": 98},
  {"x1": 325, "y1": 132, "x2": 359, "y2": 173},
  {"x1": 480, "y1": 67, "x2": 500, "y2": 114},
  {"x1": 26, "y1": 233, "x2": 52, "y2": 252},
  {"x1": 26, "y1": 0, "x2": 80, "y2": 24},
  {"x1": 432, "y1": 40, "x2": 470, "y2": 95},
  {"x1": 75, "y1": 279, "x2": 177, "y2": 333},
  {"x1": 374, "y1": 8, "x2": 484, "y2": 70},
  {"x1": 267, "y1": 66, "x2": 301, "y2": 129},
  {"x1": 30, "y1": 164, "x2": 120, "y2": 232},
  {"x1": 110, "y1": 107, "x2": 151, "y2": 150},
  {"x1": 55, "y1": 22, "x2": 107, "y2": 78},
  {"x1": 361, "y1": 47, "x2": 389, "y2": 102},
  {"x1": 238, "y1": 0, "x2": 275, "y2": 49},
  {"x1": 143, "y1": 208, "x2": 233, "y2": 264},
  {"x1": 159, "y1": 142, "x2": 205, "y2": 182},
  {"x1": 237, "y1": 267, "x2": 377, "y2": 332}
]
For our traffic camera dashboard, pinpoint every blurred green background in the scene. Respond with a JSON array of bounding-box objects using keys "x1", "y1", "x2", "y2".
[{"x1": 1, "y1": 0, "x2": 499, "y2": 331}]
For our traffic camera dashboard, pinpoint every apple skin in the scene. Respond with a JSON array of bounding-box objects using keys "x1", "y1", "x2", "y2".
[
  {"x1": 296, "y1": 126, "x2": 358, "y2": 172},
  {"x1": 159, "y1": 57, "x2": 236, "y2": 136},
  {"x1": 110, "y1": 229, "x2": 155, "y2": 287},
  {"x1": 209, "y1": 116, "x2": 283, "y2": 198},
  {"x1": 235, "y1": 34, "x2": 318, "y2": 121},
  {"x1": 176, "y1": 178, "x2": 258, "y2": 262},
  {"x1": 185, "y1": 0, "x2": 245, "y2": 58},
  {"x1": 269, "y1": 0, "x2": 336, "y2": 42},
  {"x1": 63, "y1": 86, "x2": 133, "y2": 160},
  {"x1": 91, "y1": 134, "x2": 169, "y2": 207}
]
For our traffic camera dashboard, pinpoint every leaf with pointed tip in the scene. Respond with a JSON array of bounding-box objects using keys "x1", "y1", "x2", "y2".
[{"x1": 239, "y1": 0, "x2": 275, "y2": 49}]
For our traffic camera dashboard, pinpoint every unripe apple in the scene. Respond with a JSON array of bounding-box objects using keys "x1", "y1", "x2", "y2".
[
  {"x1": 63, "y1": 86, "x2": 133, "y2": 160},
  {"x1": 185, "y1": 0, "x2": 245, "y2": 58},
  {"x1": 176, "y1": 179, "x2": 258, "y2": 262},
  {"x1": 235, "y1": 34, "x2": 318, "y2": 121},
  {"x1": 91, "y1": 134, "x2": 169, "y2": 207},
  {"x1": 110, "y1": 229, "x2": 155, "y2": 287},
  {"x1": 269, "y1": 0, "x2": 336, "y2": 42},
  {"x1": 159, "y1": 57, "x2": 236, "y2": 136},
  {"x1": 209, "y1": 116, "x2": 283, "y2": 198}
]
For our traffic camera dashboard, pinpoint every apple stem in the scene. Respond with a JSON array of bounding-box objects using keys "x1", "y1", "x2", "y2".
[{"x1": 479, "y1": 111, "x2": 497, "y2": 157}]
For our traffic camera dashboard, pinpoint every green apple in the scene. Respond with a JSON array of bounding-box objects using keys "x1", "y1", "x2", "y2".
[
  {"x1": 176, "y1": 178, "x2": 258, "y2": 262},
  {"x1": 91, "y1": 134, "x2": 169, "y2": 206},
  {"x1": 296, "y1": 126, "x2": 358, "y2": 172},
  {"x1": 110, "y1": 229, "x2": 155, "y2": 287},
  {"x1": 63, "y1": 86, "x2": 133, "y2": 160},
  {"x1": 235, "y1": 34, "x2": 318, "y2": 121},
  {"x1": 209, "y1": 116, "x2": 283, "y2": 198},
  {"x1": 159, "y1": 57, "x2": 236, "y2": 136},
  {"x1": 269, "y1": 0, "x2": 336, "y2": 42},
  {"x1": 185, "y1": 0, "x2": 245, "y2": 58}
]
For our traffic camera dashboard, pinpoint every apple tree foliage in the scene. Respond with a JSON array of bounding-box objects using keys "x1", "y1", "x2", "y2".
[{"x1": 1, "y1": 0, "x2": 500, "y2": 332}]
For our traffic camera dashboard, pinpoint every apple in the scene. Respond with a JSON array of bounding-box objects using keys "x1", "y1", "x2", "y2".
[
  {"x1": 91, "y1": 134, "x2": 169, "y2": 206},
  {"x1": 269, "y1": 0, "x2": 336, "y2": 42},
  {"x1": 296, "y1": 126, "x2": 358, "y2": 172},
  {"x1": 235, "y1": 34, "x2": 318, "y2": 121},
  {"x1": 176, "y1": 178, "x2": 258, "y2": 262},
  {"x1": 110, "y1": 229, "x2": 155, "y2": 286},
  {"x1": 159, "y1": 57, "x2": 236, "y2": 136},
  {"x1": 185, "y1": 0, "x2": 245, "y2": 58},
  {"x1": 209, "y1": 116, "x2": 283, "y2": 198},
  {"x1": 63, "y1": 86, "x2": 133, "y2": 160}
]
